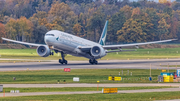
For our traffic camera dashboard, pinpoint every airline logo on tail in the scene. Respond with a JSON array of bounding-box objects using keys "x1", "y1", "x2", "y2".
[{"x1": 99, "y1": 21, "x2": 108, "y2": 46}]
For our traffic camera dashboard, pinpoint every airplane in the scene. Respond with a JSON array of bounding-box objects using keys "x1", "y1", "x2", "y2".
[{"x1": 2, "y1": 21, "x2": 177, "y2": 65}]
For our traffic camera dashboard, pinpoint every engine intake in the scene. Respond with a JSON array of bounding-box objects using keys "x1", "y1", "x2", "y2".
[
  {"x1": 90, "y1": 46, "x2": 101, "y2": 57},
  {"x1": 37, "y1": 45, "x2": 50, "y2": 57}
]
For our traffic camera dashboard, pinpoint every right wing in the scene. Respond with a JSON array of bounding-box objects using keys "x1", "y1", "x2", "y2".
[
  {"x1": 103, "y1": 39, "x2": 177, "y2": 50},
  {"x1": 2, "y1": 37, "x2": 44, "y2": 46}
]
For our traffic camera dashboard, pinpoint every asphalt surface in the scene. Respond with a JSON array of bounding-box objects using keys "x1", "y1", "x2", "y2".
[
  {"x1": 0, "y1": 88, "x2": 180, "y2": 97},
  {"x1": 2, "y1": 83, "x2": 180, "y2": 88},
  {"x1": 0, "y1": 59, "x2": 180, "y2": 71}
]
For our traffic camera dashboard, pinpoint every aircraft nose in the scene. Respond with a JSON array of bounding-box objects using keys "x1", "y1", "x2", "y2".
[
  {"x1": 44, "y1": 36, "x2": 49, "y2": 43},
  {"x1": 44, "y1": 36, "x2": 52, "y2": 44}
]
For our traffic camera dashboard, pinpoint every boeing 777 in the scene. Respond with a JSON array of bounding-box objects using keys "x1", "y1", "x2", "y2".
[{"x1": 2, "y1": 21, "x2": 177, "y2": 64}]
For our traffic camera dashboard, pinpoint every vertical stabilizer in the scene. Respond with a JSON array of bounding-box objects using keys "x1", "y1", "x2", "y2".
[{"x1": 99, "y1": 20, "x2": 108, "y2": 46}]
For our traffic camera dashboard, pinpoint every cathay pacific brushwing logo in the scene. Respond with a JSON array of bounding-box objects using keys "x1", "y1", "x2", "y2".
[
  {"x1": 56, "y1": 37, "x2": 59, "y2": 41},
  {"x1": 99, "y1": 20, "x2": 108, "y2": 46},
  {"x1": 101, "y1": 32, "x2": 106, "y2": 45}
]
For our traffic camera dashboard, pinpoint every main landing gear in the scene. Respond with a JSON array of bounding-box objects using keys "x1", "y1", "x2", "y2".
[
  {"x1": 50, "y1": 51, "x2": 54, "y2": 55},
  {"x1": 89, "y1": 59, "x2": 98, "y2": 64},
  {"x1": 59, "y1": 52, "x2": 68, "y2": 64}
]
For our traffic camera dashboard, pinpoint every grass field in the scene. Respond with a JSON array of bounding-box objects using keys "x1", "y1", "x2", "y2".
[
  {"x1": 0, "y1": 47, "x2": 180, "y2": 60},
  {"x1": 162, "y1": 65, "x2": 180, "y2": 67},
  {"x1": 1, "y1": 91, "x2": 180, "y2": 101},
  {"x1": 0, "y1": 69, "x2": 176, "y2": 84},
  {"x1": 1, "y1": 86, "x2": 173, "y2": 93}
]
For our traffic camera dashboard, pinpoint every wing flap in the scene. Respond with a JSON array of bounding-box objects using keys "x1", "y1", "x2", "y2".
[{"x1": 2, "y1": 37, "x2": 43, "y2": 46}]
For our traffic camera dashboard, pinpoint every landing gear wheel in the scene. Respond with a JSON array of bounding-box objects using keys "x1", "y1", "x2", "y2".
[
  {"x1": 89, "y1": 59, "x2": 98, "y2": 64},
  {"x1": 89, "y1": 60, "x2": 93, "y2": 64},
  {"x1": 59, "y1": 59, "x2": 68, "y2": 64},
  {"x1": 94, "y1": 60, "x2": 98, "y2": 64},
  {"x1": 59, "y1": 59, "x2": 63, "y2": 64},
  {"x1": 58, "y1": 51, "x2": 68, "y2": 65},
  {"x1": 64, "y1": 60, "x2": 67, "y2": 64}
]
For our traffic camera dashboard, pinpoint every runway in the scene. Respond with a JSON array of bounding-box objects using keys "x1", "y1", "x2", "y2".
[{"x1": 0, "y1": 59, "x2": 180, "y2": 71}]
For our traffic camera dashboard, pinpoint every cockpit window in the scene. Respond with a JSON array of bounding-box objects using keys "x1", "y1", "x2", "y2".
[{"x1": 46, "y1": 34, "x2": 54, "y2": 36}]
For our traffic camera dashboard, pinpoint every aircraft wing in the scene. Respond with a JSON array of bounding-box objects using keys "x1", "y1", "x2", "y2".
[
  {"x1": 2, "y1": 37, "x2": 43, "y2": 46},
  {"x1": 77, "y1": 46, "x2": 92, "y2": 52},
  {"x1": 103, "y1": 39, "x2": 177, "y2": 50}
]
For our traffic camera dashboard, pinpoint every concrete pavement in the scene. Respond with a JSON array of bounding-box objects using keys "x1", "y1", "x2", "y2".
[
  {"x1": 2, "y1": 83, "x2": 180, "y2": 88},
  {"x1": 0, "y1": 88, "x2": 180, "y2": 97},
  {"x1": 0, "y1": 59, "x2": 180, "y2": 71}
]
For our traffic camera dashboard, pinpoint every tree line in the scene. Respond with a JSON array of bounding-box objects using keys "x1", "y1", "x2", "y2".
[{"x1": 0, "y1": 0, "x2": 180, "y2": 44}]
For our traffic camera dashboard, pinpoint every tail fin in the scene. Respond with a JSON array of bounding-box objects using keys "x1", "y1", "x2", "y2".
[{"x1": 99, "y1": 20, "x2": 108, "y2": 46}]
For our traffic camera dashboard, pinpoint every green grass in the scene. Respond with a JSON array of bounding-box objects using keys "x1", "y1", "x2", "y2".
[
  {"x1": 0, "y1": 69, "x2": 176, "y2": 84},
  {"x1": 0, "y1": 48, "x2": 180, "y2": 60},
  {"x1": 161, "y1": 65, "x2": 180, "y2": 67},
  {"x1": 1, "y1": 86, "x2": 174, "y2": 93},
  {"x1": 1, "y1": 91, "x2": 180, "y2": 101}
]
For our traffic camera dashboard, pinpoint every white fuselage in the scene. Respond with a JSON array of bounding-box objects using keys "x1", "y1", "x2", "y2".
[{"x1": 44, "y1": 30, "x2": 106, "y2": 59}]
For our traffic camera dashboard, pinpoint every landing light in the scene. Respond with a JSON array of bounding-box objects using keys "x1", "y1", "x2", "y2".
[{"x1": 49, "y1": 45, "x2": 54, "y2": 49}]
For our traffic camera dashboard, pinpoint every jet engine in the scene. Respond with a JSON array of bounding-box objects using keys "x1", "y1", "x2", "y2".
[
  {"x1": 37, "y1": 45, "x2": 51, "y2": 57},
  {"x1": 90, "y1": 46, "x2": 106, "y2": 59}
]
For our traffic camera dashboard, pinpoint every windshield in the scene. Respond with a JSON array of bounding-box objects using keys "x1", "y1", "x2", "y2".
[{"x1": 46, "y1": 34, "x2": 54, "y2": 36}]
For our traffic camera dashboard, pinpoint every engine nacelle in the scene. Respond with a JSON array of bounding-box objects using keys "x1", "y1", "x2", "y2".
[
  {"x1": 90, "y1": 46, "x2": 106, "y2": 59},
  {"x1": 37, "y1": 45, "x2": 51, "y2": 57}
]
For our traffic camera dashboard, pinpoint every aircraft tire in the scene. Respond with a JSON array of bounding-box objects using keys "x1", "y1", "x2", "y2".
[
  {"x1": 93, "y1": 60, "x2": 98, "y2": 65},
  {"x1": 59, "y1": 59, "x2": 63, "y2": 64},
  {"x1": 94, "y1": 60, "x2": 98, "y2": 64},
  {"x1": 89, "y1": 59, "x2": 93, "y2": 64},
  {"x1": 64, "y1": 60, "x2": 68, "y2": 64},
  {"x1": 59, "y1": 59, "x2": 68, "y2": 64}
]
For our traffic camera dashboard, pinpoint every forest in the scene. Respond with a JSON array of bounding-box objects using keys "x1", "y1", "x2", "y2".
[{"x1": 0, "y1": 0, "x2": 180, "y2": 44}]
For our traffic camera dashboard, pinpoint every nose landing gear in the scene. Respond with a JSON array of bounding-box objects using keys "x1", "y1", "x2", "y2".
[
  {"x1": 59, "y1": 52, "x2": 68, "y2": 64},
  {"x1": 59, "y1": 59, "x2": 67, "y2": 64}
]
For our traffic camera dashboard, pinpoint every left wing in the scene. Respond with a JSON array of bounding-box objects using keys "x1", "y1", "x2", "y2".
[
  {"x1": 103, "y1": 39, "x2": 177, "y2": 50},
  {"x1": 2, "y1": 37, "x2": 44, "y2": 46}
]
